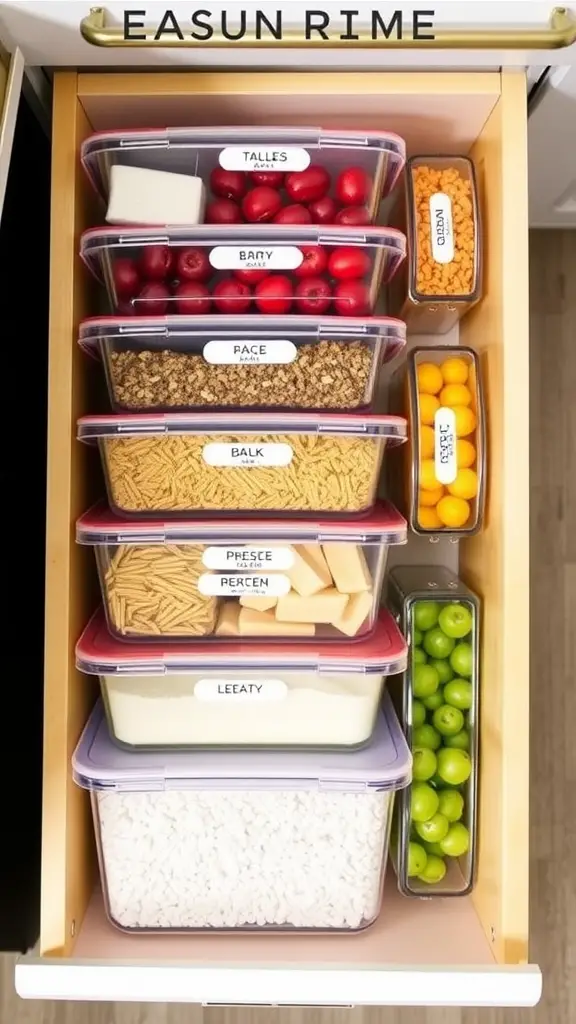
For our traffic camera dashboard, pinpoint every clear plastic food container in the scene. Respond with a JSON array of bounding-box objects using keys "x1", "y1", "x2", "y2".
[
  {"x1": 388, "y1": 156, "x2": 482, "y2": 334},
  {"x1": 79, "y1": 314, "x2": 406, "y2": 413},
  {"x1": 387, "y1": 566, "x2": 479, "y2": 898},
  {"x1": 77, "y1": 501, "x2": 407, "y2": 642},
  {"x1": 406, "y1": 347, "x2": 486, "y2": 537},
  {"x1": 77, "y1": 411, "x2": 407, "y2": 516},
  {"x1": 72, "y1": 694, "x2": 411, "y2": 932},
  {"x1": 80, "y1": 126, "x2": 407, "y2": 226},
  {"x1": 76, "y1": 606, "x2": 407, "y2": 750},
  {"x1": 79, "y1": 225, "x2": 407, "y2": 318}
]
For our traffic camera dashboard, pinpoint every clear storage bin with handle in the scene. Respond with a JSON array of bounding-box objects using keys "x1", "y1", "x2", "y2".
[
  {"x1": 76, "y1": 606, "x2": 407, "y2": 751},
  {"x1": 77, "y1": 412, "x2": 407, "y2": 517},
  {"x1": 387, "y1": 565, "x2": 480, "y2": 898},
  {"x1": 72, "y1": 694, "x2": 411, "y2": 932},
  {"x1": 78, "y1": 314, "x2": 406, "y2": 413},
  {"x1": 79, "y1": 225, "x2": 407, "y2": 318},
  {"x1": 76, "y1": 501, "x2": 407, "y2": 642},
  {"x1": 80, "y1": 126, "x2": 406, "y2": 226}
]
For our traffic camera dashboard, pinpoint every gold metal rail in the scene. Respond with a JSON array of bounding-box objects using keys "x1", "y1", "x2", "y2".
[{"x1": 81, "y1": 5, "x2": 576, "y2": 49}]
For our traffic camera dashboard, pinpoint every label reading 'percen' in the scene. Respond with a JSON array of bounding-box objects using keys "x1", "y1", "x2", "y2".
[
  {"x1": 197, "y1": 573, "x2": 291, "y2": 597},
  {"x1": 203, "y1": 340, "x2": 297, "y2": 365},
  {"x1": 434, "y1": 406, "x2": 457, "y2": 485},
  {"x1": 219, "y1": 147, "x2": 311, "y2": 172},
  {"x1": 194, "y1": 678, "x2": 289, "y2": 703},
  {"x1": 429, "y1": 192, "x2": 455, "y2": 264},
  {"x1": 202, "y1": 442, "x2": 294, "y2": 468},
  {"x1": 202, "y1": 547, "x2": 294, "y2": 571},
  {"x1": 209, "y1": 246, "x2": 304, "y2": 271}
]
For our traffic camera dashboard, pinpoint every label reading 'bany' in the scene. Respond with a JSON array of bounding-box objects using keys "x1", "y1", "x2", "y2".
[
  {"x1": 434, "y1": 407, "x2": 457, "y2": 485},
  {"x1": 219, "y1": 147, "x2": 311, "y2": 173},
  {"x1": 429, "y1": 192, "x2": 455, "y2": 264},
  {"x1": 202, "y1": 443, "x2": 293, "y2": 468},
  {"x1": 194, "y1": 678, "x2": 289, "y2": 702},
  {"x1": 198, "y1": 573, "x2": 291, "y2": 597},
  {"x1": 203, "y1": 340, "x2": 297, "y2": 366},
  {"x1": 209, "y1": 246, "x2": 304, "y2": 271},
  {"x1": 202, "y1": 547, "x2": 294, "y2": 571}
]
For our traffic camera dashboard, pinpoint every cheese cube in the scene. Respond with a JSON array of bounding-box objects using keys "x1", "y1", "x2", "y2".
[
  {"x1": 275, "y1": 588, "x2": 349, "y2": 624},
  {"x1": 239, "y1": 607, "x2": 315, "y2": 636},
  {"x1": 322, "y1": 544, "x2": 373, "y2": 594},
  {"x1": 106, "y1": 164, "x2": 206, "y2": 226},
  {"x1": 333, "y1": 591, "x2": 374, "y2": 637},
  {"x1": 286, "y1": 545, "x2": 332, "y2": 597},
  {"x1": 239, "y1": 595, "x2": 278, "y2": 612},
  {"x1": 215, "y1": 602, "x2": 240, "y2": 636}
]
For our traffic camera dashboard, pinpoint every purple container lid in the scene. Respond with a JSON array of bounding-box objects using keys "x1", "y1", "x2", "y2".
[{"x1": 73, "y1": 694, "x2": 411, "y2": 794}]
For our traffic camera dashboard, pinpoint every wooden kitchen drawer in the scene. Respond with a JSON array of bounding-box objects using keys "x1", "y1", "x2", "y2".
[{"x1": 16, "y1": 69, "x2": 538, "y2": 1007}]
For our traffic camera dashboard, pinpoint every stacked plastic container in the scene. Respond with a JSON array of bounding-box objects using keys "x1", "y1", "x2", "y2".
[{"x1": 73, "y1": 125, "x2": 415, "y2": 935}]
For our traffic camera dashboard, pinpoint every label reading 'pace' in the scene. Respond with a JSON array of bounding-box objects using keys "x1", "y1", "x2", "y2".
[
  {"x1": 194, "y1": 678, "x2": 289, "y2": 702},
  {"x1": 197, "y1": 573, "x2": 291, "y2": 597},
  {"x1": 429, "y1": 192, "x2": 455, "y2": 264},
  {"x1": 209, "y1": 246, "x2": 304, "y2": 271},
  {"x1": 202, "y1": 442, "x2": 294, "y2": 468},
  {"x1": 202, "y1": 340, "x2": 297, "y2": 365},
  {"x1": 202, "y1": 547, "x2": 294, "y2": 571},
  {"x1": 434, "y1": 407, "x2": 457, "y2": 485},
  {"x1": 219, "y1": 147, "x2": 311, "y2": 172}
]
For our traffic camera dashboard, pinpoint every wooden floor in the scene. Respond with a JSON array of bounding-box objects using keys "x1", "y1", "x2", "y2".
[{"x1": 1, "y1": 230, "x2": 575, "y2": 1022}]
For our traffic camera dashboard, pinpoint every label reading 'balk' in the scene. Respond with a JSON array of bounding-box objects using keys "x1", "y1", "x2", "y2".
[
  {"x1": 194, "y1": 678, "x2": 289, "y2": 702},
  {"x1": 197, "y1": 573, "x2": 291, "y2": 597},
  {"x1": 434, "y1": 406, "x2": 457, "y2": 485},
  {"x1": 209, "y1": 246, "x2": 304, "y2": 271},
  {"x1": 219, "y1": 147, "x2": 310, "y2": 172},
  {"x1": 202, "y1": 442, "x2": 294, "y2": 468},
  {"x1": 429, "y1": 192, "x2": 455, "y2": 264},
  {"x1": 203, "y1": 340, "x2": 297, "y2": 366},
  {"x1": 202, "y1": 547, "x2": 295, "y2": 571}
]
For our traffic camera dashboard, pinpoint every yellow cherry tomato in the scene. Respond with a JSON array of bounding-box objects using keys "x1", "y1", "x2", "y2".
[{"x1": 417, "y1": 362, "x2": 443, "y2": 395}]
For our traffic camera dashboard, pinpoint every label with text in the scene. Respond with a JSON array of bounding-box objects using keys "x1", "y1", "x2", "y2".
[
  {"x1": 198, "y1": 573, "x2": 291, "y2": 597},
  {"x1": 202, "y1": 546, "x2": 294, "y2": 571},
  {"x1": 429, "y1": 192, "x2": 455, "y2": 264},
  {"x1": 203, "y1": 340, "x2": 297, "y2": 365},
  {"x1": 209, "y1": 246, "x2": 304, "y2": 271},
  {"x1": 194, "y1": 678, "x2": 289, "y2": 703},
  {"x1": 434, "y1": 407, "x2": 457, "y2": 485},
  {"x1": 202, "y1": 442, "x2": 294, "y2": 468},
  {"x1": 219, "y1": 147, "x2": 310, "y2": 173}
]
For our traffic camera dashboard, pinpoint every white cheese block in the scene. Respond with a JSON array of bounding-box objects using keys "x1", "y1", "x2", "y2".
[{"x1": 106, "y1": 164, "x2": 206, "y2": 226}]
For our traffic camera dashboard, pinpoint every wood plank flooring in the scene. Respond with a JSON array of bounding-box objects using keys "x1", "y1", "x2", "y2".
[{"x1": 1, "y1": 229, "x2": 575, "y2": 1023}]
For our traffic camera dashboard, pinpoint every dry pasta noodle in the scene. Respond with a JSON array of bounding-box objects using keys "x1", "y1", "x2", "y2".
[
  {"x1": 103, "y1": 433, "x2": 383, "y2": 513},
  {"x1": 103, "y1": 544, "x2": 218, "y2": 637}
]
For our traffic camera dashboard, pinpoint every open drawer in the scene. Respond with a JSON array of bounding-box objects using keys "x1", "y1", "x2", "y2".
[{"x1": 15, "y1": 69, "x2": 538, "y2": 1007}]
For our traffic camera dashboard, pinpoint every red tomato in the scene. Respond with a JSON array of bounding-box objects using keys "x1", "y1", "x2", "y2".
[
  {"x1": 335, "y1": 166, "x2": 372, "y2": 206},
  {"x1": 294, "y1": 277, "x2": 332, "y2": 315},
  {"x1": 255, "y1": 275, "x2": 293, "y2": 314},
  {"x1": 174, "y1": 281, "x2": 211, "y2": 315},
  {"x1": 134, "y1": 282, "x2": 170, "y2": 316},
  {"x1": 285, "y1": 165, "x2": 331, "y2": 204},
  {"x1": 308, "y1": 195, "x2": 337, "y2": 224},
  {"x1": 206, "y1": 198, "x2": 242, "y2": 224},
  {"x1": 233, "y1": 268, "x2": 270, "y2": 284},
  {"x1": 242, "y1": 186, "x2": 282, "y2": 223},
  {"x1": 250, "y1": 171, "x2": 284, "y2": 187},
  {"x1": 273, "y1": 204, "x2": 312, "y2": 224},
  {"x1": 139, "y1": 245, "x2": 174, "y2": 281},
  {"x1": 213, "y1": 278, "x2": 252, "y2": 314},
  {"x1": 328, "y1": 246, "x2": 371, "y2": 281},
  {"x1": 333, "y1": 280, "x2": 371, "y2": 316},
  {"x1": 209, "y1": 167, "x2": 247, "y2": 202},
  {"x1": 334, "y1": 205, "x2": 371, "y2": 226},
  {"x1": 293, "y1": 245, "x2": 328, "y2": 279},
  {"x1": 113, "y1": 258, "x2": 140, "y2": 298},
  {"x1": 176, "y1": 247, "x2": 211, "y2": 282}
]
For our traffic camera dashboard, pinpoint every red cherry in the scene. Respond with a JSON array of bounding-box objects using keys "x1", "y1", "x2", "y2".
[
  {"x1": 334, "y1": 205, "x2": 371, "y2": 226},
  {"x1": 213, "y1": 278, "x2": 252, "y2": 314},
  {"x1": 293, "y1": 245, "x2": 328, "y2": 279},
  {"x1": 328, "y1": 246, "x2": 371, "y2": 281},
  {"x1": 176, "y1": 247, "x2": 211, "y2": 282},
  {"x1": 308, "y1": 195, "x2": 337, "y2": 224},
  {"x1": 112, "y1": 258, "x2": 140, "y2": 299},
  {"x1": 116, "y1": 300, "x2": 136, "y2": 317},
  {"x1": 254, "y1": 275, "x2": 293, "y2": 315},
  {"x1": 333, "y1": 280, "x2": 371, "y2": 316},
  {"x1": 233, "y1": 268, "x2": 270, "y2": 284},
  {"x1": 273, "y1": 204, "x2": 312, "y2": 224},
  {"x1": 285, "y1": 165, "x2": 331, "y2": 204},
  {"x1": 134, "y1": 282, "x2": 170, "y2": 316},
  {"x1": 209, "y1": 167, "x2": 247, "y2": 202},
  {"x1": 335, "y1": 166, "x2": 372, "y2": 206},
  {"x1": 206, "y1": 198, "x2": 242, "y2": 224},
  {"x1": 250, "y1": 171, "x2": 284, "y2": 187},
  {"x1": 139, "y1": 245, "x2": 174, "y2": 281},
  {"x1": 242, "y1": 186, "x2": 282, "y2": 223},
  {"x1": 294, "y1": 277, "x2": 332, "y2": 315},
  {"x1": 174, "y1": 281, "x2": 211, "y2": 315}
]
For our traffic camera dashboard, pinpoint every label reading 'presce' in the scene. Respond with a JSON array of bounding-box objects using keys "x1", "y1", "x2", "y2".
[
  {"x1": 202, "y1": 442, "x2": 294, "y2": 468},
  {"x1": 219, "y1": 147, "x2": 311, "y2": 172},
  {"x1": 203, "y1": 340, "x2": 297, "y2": 366},
  {"x1": 194, "y1": 678, "x2": 289, "y2": 703},
  {"x1": 434, "y1": 406, "x2": 457, "y2": 485},
  {"x1": 202, "y1": 546, "x2": 295, "y2": 571},
  {"x1": 429, "y1": 192, "x2": 455, "y2": 264},
  {"x1": 209, "y1": 246, "x2": 303, "y2": 271}
]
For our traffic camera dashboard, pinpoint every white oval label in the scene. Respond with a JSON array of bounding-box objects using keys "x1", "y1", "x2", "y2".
[
  {"x1": 218, "y1": 147, "x2": 310, "y2": 173},
  {"x1": 429, "y1": 192, "x2": 455, "y2": 264},
  {"x1": 203, "y1": 340, "x2": 297, "y2": 366},
  {"x1": 434, "y1": 407, "x2": 457, "y2": 485},
  {"x1": 198, "y1": 573, "x2": 291, "y2": 597},
  {"x1": 202, "y1": 547, "x2": 295, "y2": 571},
  {"x1": 209, "y1": 246, "x2": 304, "y2": 271},
  {"x1": 194, "y1": 678, "x2": 289, "y2": 702},
  {"x1": 202, "y1": 442, "x2": 294, "y2": 468}
]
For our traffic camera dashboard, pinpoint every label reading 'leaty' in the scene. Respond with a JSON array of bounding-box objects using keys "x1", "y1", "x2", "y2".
[
  {"x1": 219, "y1": 147, "x2": 310, "y2": 173},
  {"x1": 434, "y1": 407, "x2": 457, "y2": 485},
  {"x1": 429, "y1": 192, "x2": 455, "y2": 264},
  {"x1": 203, "y1": 340, "x2": 297, "y2": 366},
  {"x1": 202, "y1": 547, "x2": 294, "y2": 571},
  {"x1": 202, "y1": 443, "x2": 294, "y2": 468},
  {"x1": 194, "y1": 678, "x2": 289, "y2": 702},
  {"x1": 198, "y1": 573, "x2": 291, "y2": 597},
  {"x1": 209, "y1": 246, "x2": 304, "y2": 271}
]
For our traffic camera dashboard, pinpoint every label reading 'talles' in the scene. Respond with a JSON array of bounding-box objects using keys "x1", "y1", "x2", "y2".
[
  {"x1": 429, "y1": 192, "x2": 455, "y2": 264},
  {"x1": 202, "y1": 547, "x2": 295, "y2": 571},
  {"x1": 209, "y1": 246, "x2": 304, "y2": 271},
  {"x1": 202, "y1": 442, "x2": 294, "y2": 468},
  {"x1": 197, "y1": 573, "x2": 291, "y2": 598},
  {"x1": 203, "y1": 340, "x2": 297, "y2": 366},
  {"x1": 194, "y1": 678, "x2": 289, "y2": 702},
  {"x1": 434, "y1": 406, "x2": 457, "y2": 485},
  {"x1": 219, "y1": 147, "x2": 311, "y2": 173}
]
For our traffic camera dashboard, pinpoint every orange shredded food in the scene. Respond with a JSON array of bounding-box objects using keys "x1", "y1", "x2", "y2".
[{"x1": 412, "y1": 164, "x2": 476, "y2": 298}]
